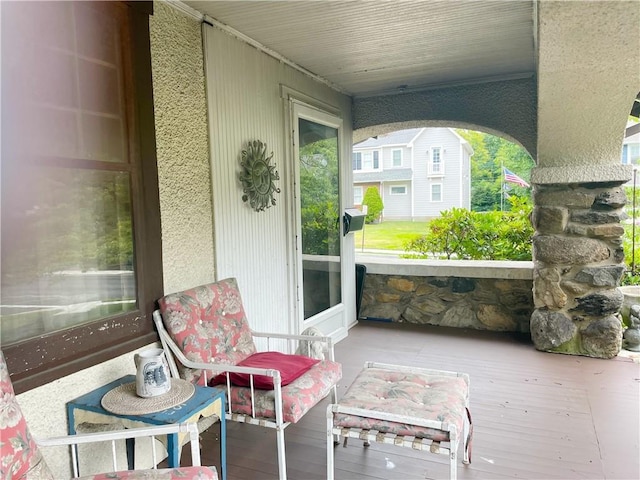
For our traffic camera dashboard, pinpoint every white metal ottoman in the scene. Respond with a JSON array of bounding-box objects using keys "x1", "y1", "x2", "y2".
[{"x1": 327, "y1": 361, "x2": 472, "y2": 480}]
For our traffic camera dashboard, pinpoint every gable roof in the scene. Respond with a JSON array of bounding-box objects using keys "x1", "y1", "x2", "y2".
[
  {"x1": 354, "y1": 128, "x2": 423, "y2": 148},
  {"x1": 354, "y1": 127, "x2": 474, "y2": 156}
]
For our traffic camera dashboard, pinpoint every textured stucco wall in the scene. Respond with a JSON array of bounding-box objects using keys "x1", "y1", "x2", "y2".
[
  {"x1": 536, "y1": 1, "x2": 640, "y2": 170},
  {"x1": 150, "y1": 1, "x2": 215, "y2": 294},
  {"x1": 353, "y1": 77, "x2": 537, "y2": 158}
]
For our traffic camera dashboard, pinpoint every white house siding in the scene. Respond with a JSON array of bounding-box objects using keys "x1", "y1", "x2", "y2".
[
  {"x1": 383, "y1": 181, "x2": 413, "y2": 220},
  {"x1": 203, "y1": 24, "x2": 354, "y2": 337},
  {"x1": 461, "y1": 147, "x2": 472, "y2": 209},
  {"x1": 412, "y1": 128, "x2": 465, "y2": 219},
  {"x1": 16, "y1": 3, "x2": 212, "y2": 476},
  {"x1": 382, "y1": 144, "x2": 411, "y2": 170}
]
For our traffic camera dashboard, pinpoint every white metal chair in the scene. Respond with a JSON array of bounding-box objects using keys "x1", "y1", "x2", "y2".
[
  {"x1": 154, "y1": 277, "x2": 342, "y2": 480},
  {"x1": 0, "y1": 350, "x2": 218, "y2": 479}
]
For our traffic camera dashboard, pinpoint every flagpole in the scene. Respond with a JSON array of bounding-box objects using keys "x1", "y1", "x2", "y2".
[{"x1": 500, "y1": 162, "x2": 504, "y2": 211}]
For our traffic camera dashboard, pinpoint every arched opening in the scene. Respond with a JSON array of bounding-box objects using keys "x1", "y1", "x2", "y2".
[{"x1": 351, "y1": 122, "x2": 534, "y2": 262}]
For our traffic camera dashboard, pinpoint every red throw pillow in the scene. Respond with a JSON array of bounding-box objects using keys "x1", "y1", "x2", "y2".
[{"x1": 210, "y1": 351, "x2": 320, "y2": 390}]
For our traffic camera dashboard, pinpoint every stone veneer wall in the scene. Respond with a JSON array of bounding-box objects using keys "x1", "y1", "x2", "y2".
[
  {"x1": 358, "y1": 258, "x2": 534, "y2": 333},
  {"x1": 530, "y1": 182, "x2": 626, "y2": 358}
]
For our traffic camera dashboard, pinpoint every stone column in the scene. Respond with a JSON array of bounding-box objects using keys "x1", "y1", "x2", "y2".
[{"x1": 530, "y1": 181, "x2": 627, "y2": 358}]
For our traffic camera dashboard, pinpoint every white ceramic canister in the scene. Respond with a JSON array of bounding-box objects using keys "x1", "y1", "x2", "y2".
[{"x1": 134, "y1": 348, "x2": 171, "y2": 397}]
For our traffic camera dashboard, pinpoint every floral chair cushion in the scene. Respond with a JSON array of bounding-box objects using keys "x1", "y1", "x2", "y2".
[
  {"x1": 1, "y1": 351, "x2": 219, "y2": 479},
  {"x1": 212, "y1": 359, "x2": 342, "y2": 424},
  {"x1": 80, "y1": 466, "x2": 218, "y2": 480},
  {"x1": 159, "y1": 278, "x2": 257, "y2": 385},
  {"x1": 333, "y1": 367, "x2": 468, "y2": 442},
  {"x1": 0, "y1": 351, "x2": 55, "y2": 480}
]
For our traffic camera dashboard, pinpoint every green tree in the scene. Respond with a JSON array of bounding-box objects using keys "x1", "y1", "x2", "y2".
[
  {"x1": 457, "y1": 129, "x2": 534, "y2": 212},
  {"x1": 299, "y1": 138, "x2": 340, "y2": 255},
  {"x1": 362, "y1": 187, "x2": 384, "y2": 223},
  {"x1": 458, "y1": 130, "x2": 500, "y2": 211}
]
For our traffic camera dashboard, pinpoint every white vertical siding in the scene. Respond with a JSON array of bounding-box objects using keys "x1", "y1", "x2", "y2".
[{"x1": 203, "y1": 25, "x2": 353, "y2": 336}]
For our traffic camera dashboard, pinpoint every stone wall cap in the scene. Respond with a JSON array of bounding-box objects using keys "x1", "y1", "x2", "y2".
[
  {"x1": 356, "y1": 255, "x2": 534, "y2": 280},
  {"x1": 531, "y1": 164, "x2": 632, "y2": 184}
]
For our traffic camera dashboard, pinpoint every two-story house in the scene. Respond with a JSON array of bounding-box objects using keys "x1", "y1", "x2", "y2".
[
  {"x1": 622, "y1": 120, "x2": 640, "y2": 166},
  {"x1": 353, "y1": 128, "x2": 473, "y2": 221}
]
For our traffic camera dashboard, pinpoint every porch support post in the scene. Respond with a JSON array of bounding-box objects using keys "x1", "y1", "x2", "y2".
[{"x1": 529, "y1": 165, "x2": 632, "y2": 358}]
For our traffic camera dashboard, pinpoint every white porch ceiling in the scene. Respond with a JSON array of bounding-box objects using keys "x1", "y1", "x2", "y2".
[{"x1": 185, "y1": 0, "x2": 536, "y2": 97}]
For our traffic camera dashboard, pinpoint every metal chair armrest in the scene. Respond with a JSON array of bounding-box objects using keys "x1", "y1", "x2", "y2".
[{"x1": 36, "y1": 423, "x2": 201, "y2": 477}]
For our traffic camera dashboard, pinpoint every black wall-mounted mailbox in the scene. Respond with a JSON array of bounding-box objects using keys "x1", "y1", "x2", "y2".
[{"x1": 343, "y1": 208, "x2": 366, "y2": 235}]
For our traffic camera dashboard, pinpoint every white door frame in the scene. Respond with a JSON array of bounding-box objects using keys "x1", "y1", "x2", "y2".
[{"x1": 288, "y1": 100, "x2": 350, "y2": 341}]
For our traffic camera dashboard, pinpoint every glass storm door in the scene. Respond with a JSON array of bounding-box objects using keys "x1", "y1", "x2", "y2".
[{"x1": 292, "y1": 103, "x2": 345, "y2": 333}]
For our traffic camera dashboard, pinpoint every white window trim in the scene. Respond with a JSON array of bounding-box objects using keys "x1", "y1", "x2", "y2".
[
  {"x1": 431, "y1": 183, "x2": 443, "y2": 202},
  {"x1": 353, "y1": 149, "x2": 382, "y2": 171},
  {"x1": 353, "y1": 185, "x2": 364, "y2": 204},
  {"x1": 391, "y1": 148, "x2": 403, "y2": 167},
  {"x1": 390, "y1": 184, "x2": 407, "y2": 195},
  {"x1": 353, "y1": 151, "x2": 362, "y2": 171},
  {"x1": 428, "y1": 146, "x2": 445, "y2": 176}
]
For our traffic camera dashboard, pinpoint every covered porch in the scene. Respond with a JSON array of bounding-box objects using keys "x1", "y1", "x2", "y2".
[
  {"x1": 207, "y1": 321, "x2": 639, "y2": 479},
  {"x1": 2, "y1": 0, "x2": 639, "y2": 478}
]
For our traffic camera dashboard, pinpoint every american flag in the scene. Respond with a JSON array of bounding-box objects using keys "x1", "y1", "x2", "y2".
[{"x1": 503, "y1": 167, "x2": 530, "y2": 188}]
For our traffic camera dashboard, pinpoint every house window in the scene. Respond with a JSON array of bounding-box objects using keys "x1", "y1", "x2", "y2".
[
  {"x1": 632, "y1": 143, "x2": 640, "y2": 164},
  {"x1": 0, "y1": 1, "x2": 160, "y2": 393},
  {"x1": 353, "y1": 150, "x2": 380, "y2": 171},
  {"x1": 390, "y1": 185, "x2": 407, "y2": 195},
  {"x1": 392, "y1": 149, "x2": 402, "y2": 167},
  {"x1": 431, "y1": 183, "x2": 443, "y2": 202},
  {"x1": 352, "y1": 152, "x2": 362, "y2": 170},
  {"x1": 429, "y1": 147, "x2": 444, "y2": 175},
  {"x1": 363, "y1": 151, "x2": 380, "y2": 170},
  {"x1": 623, "y1": 143, "x2": 640, "y2": 165},
  {"x1": 354, "y1": 186, "x2": 364, "y2": 204}
]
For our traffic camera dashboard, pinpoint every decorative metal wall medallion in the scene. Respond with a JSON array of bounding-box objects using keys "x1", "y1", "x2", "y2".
[{"x1": 239, "y1": 140, "x2": 281, "y2": 212}]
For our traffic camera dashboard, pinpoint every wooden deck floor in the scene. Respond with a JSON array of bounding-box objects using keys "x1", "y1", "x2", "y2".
[{"x1": 199, "y1": 321, "x2": 640, "y2": 480}]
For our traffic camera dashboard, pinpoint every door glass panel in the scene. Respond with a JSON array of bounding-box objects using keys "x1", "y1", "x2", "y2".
[{"x1": 298, "y1": 118, "x2": 341, "y2": 319}]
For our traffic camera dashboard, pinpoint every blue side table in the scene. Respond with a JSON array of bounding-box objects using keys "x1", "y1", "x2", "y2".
[{"x1": 67, "y1": 374, "x2": 226, "y2": 479}]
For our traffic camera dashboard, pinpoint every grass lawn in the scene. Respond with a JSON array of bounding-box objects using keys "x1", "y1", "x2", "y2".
[{"x1": 353, "y1": 221, "x2": 428, "y2": 251}]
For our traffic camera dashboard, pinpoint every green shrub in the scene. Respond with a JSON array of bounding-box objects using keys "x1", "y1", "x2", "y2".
[
  {"x1": 362, "y1": 187, "x2": 384, "y2": 224},
  {"x1": 621, "y1": 270, "x2": 640, "y2": 286},
  {"x1": 405, "y1": 197, "x2": 533, "y2": 260},
  {"x1": 624, "y1": 186, "x2": 640, "y2": 280}
]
